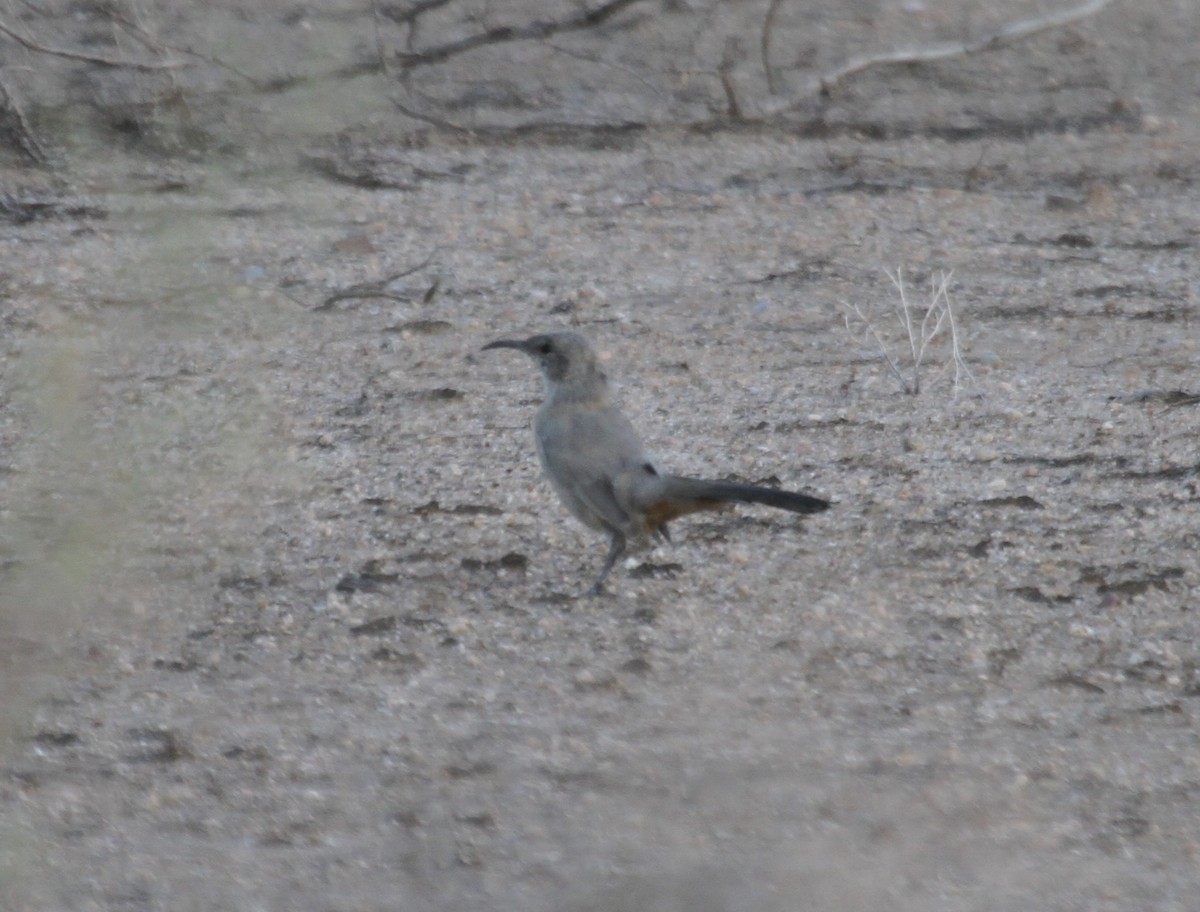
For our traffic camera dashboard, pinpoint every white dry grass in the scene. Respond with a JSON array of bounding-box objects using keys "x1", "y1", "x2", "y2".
[{"x1": 842, "y1": 268, "x2": 974, "y2": 396}]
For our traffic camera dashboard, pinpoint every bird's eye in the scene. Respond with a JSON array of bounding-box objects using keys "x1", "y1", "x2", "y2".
[{"x1": 538, "y1": 341, "x2": 552, "y2": 355}]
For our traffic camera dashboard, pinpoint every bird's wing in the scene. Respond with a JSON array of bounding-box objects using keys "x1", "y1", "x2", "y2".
[{"x1": 534, "y1": 404, "x2": 648, "y2": 533}]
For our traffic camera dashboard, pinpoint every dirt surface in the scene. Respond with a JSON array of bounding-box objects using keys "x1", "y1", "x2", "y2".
[{"x1": 2, "y1": 1, "x2": 1200, "y2": 910}]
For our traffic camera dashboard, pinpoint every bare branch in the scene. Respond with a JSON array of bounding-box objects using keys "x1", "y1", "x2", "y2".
[
  {"x1": 391, "y1": 96, "x2": 473, "y2": 134},
  {"x1": 990, "y1": 0, "x2": 1113, "y2": 44},
  {"x1": 102, "y1": 9, "x2": 259, "y2": 85},
  {"x1": 544, "y1": 41, "x2": 668, "y2": 102},
  {"x1": 1163, "y1": 395, "x2": 1200, "y2": 413},
  {"x1": 0, "y1": 73, "x2": 48, "y2": 164},
  {"x1": 395, "y1": 0, "x2": 647, "y2": 70},
  {"x1": 0, "y1": 16, "x2": 185, "y2": 70},
  {"x1": 718, "y1": 38, "x2": 743, "y2": 120},
  {"x1": 317, "y1": 248, "x2": 440, "y2": 311},
  {"x1": 761, "y1": 0, "x2": 1114, "y2": 116},
  {"x1": 370, "y1": 0, "x2": 391, "y2": 76},
  {"x1": 380, "y1": 0, "x2": 457, "y2": 53},
  {"x1": 380, "y1": 0, "x2": 457, "y2": 28},
  {"x1": 760, "y1": 0, "x2": 784, "y2": 95}
]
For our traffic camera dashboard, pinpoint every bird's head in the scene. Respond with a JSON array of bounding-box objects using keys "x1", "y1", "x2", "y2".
[{"x1": 482, "y1": 331, "x2": 607, "y2": 399}]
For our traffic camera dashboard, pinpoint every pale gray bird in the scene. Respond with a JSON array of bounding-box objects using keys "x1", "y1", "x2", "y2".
[{"x1": 483, "y1": 331, "x2": 830, "y2": 594}]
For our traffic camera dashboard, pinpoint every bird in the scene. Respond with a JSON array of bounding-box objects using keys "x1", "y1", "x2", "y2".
[{"x1": 483, "y1": 331, "x2": 830, "y2": 595}]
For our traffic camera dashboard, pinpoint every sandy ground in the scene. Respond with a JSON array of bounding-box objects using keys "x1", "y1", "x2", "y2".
[{"x1": 2, "y1": 1, "x2": 1200, "y2": 909}]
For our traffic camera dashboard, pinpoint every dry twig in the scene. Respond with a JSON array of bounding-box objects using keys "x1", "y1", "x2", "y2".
[
  {"x1": 760, "y1": 0, "x2": 1114, "y2": 116},
  {"x1": 370, "y1": 0, "x2": 391, "y2": 76},
  {"x1": 760, "y1": 0, "x2": 784, "y2": 95},
  {"x1": 718, "y1": 38, "x2": 743, "y2": 120},
  {"x1": 544, "y1": 41, "x2": 668, "y2": 102},
  {"x1": 0, "y1": 73, "x2": 48, "y2": 164},
  {"x1": 101, "y1": 8, "x2": 258, "y2": 85},
  {"x1": 394, "y1": 0, "x2": 646, "y2": 70},
  {"x1": 317, "y1": 249, "x2": 440, "y2": 310},
  {"x1": 391, "y1": 96, "x2": 473, "y2": 134},
  {"x1": 0, "y1": 16, "x2": 185, "y2": 70},
  {"x1": 1162, "y1": 395, "x2": 1200, "y2": 413}
]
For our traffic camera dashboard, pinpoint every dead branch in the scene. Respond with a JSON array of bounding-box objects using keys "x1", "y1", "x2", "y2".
[
  {"x1": 102, "y1": 9, "x2": 259, "y2": 85},
  {"x1": 391, "y1": 96, "x2": 473, "y2": 134},
  {"x1": 317, "y1": 249, "x2": 440, "y2": 310},
  {"x1": 760, "y1": 0, "x2": 784, "y2": 95},
  {"x1": 718, "y1": 38, "x2": 743, "y2": 120},
  {"x1": 394, "y1": 0, "x2": 647, "y2": 70},
  {"x1": 544, "y1": 41, "x2": 668, "y2": 102},
  {"x1": 0, "y1": 16, "x2": 185, "y2": 71},
  {"x1": 0, "y1": 73, "x2": 48, "y2": 164},
  {"x1": 380, "y1": 0, "x2": 457, "y2": 29},
  {"x1": 760, "y1": 0, "x2": 1114, "y2": 116},
  {"x1": 1163, "y1": 395, "x2": 1200, "y2": 412},
  {"x1": 370, "y1": 0, "x2": 391, "y2": 76},
  {"x1": 380, "y1": 0, "x2": 457, "y2": 53}
]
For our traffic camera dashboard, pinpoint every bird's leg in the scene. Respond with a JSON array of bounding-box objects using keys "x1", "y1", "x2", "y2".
[{"x1": 582, "y1": 531, "x2": 625, "y2": 597}]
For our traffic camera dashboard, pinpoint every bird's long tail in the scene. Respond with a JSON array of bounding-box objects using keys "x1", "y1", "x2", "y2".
[
  {"x1": 637, "y1": 476, "x2": 829, "y2": 530},
  {"x1": 666, "y1": 477, "x2": 830, "y2": 513}
]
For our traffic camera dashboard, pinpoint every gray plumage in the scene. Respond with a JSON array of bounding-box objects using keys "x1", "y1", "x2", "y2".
[{"x1": 483, "y1": 331, "x2": 829, "y2": 594}]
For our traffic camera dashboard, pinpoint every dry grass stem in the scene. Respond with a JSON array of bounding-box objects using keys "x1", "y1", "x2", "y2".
[{"x1": 842, "y1": 268, "x2": 973, "y2": 396}]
